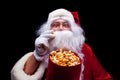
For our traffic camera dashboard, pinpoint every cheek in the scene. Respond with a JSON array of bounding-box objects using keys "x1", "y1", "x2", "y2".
[
  {"x1": 64, "y1": 28, "x2": 71, "y2": 31},
  {"x1": 51, "y1": 27, "x2": 59, "y2": 31}
]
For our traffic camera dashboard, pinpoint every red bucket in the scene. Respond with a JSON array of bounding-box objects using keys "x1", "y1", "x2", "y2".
[{"x1": 46, "y1": 51, "x2": 82, "y2": 80}]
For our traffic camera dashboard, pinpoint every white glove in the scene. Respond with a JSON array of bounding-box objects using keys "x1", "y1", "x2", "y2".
[{"x1": 34, "y1": 30, "x2": 55, "y2": 61}]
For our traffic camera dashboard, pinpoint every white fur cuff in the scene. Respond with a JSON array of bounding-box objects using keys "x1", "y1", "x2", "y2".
[{"x1": 11, "y1": 52, "x2": 46, "y2": 80}]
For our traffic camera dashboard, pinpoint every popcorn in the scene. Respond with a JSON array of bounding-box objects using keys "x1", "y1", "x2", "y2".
[
  {"x1": 46, "y1": 49, "x2": 82, "y2": 80},
  {"x1": 49, "y1": 49, "x2": 81, "y2": 66}
]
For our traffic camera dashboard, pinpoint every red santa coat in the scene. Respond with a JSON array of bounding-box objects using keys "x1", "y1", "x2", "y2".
[
  {"x1": 11, "y1": 43, "x2": 113, "y2": 80},
  {"x1": 81, "y1": 43, "x2": 113, "y2": 80}
]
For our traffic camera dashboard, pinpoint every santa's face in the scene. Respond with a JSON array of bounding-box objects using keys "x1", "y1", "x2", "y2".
[
  {"x1": 50, "y1": 18, "x2": 71, "y2": 31},
  {"x1": 48, "y1": 18, "x2": 85, "y2": 53},
  {"x1": 49, "y1": 18, "x2": 72, "y2": 51}
]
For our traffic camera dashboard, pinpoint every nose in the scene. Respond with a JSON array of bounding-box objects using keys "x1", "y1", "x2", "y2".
[{"x1": 59, "y1": 24, "x2": 64, "y2": 30}]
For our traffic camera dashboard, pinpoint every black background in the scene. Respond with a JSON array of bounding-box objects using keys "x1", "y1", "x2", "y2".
[{"x1": 2, "y1": 0, "x2": 119, "y2": 80}]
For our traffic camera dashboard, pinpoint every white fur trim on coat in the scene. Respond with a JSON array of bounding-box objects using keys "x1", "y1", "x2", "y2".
[{"x1": 11, "y1": 52, "x2": 46, "y2": 80}]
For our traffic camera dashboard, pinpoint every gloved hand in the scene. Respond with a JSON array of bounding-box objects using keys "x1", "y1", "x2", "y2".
[{"x1": 34, "y1": 30, "x2": 55, "y2": 61}]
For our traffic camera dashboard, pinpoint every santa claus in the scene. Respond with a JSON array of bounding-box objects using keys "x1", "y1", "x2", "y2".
[{"x1": 11, "y1": 8, "x2": 113, "y2": 80}]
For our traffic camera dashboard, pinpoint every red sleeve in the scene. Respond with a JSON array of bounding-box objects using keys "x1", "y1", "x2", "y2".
[{"x1": 82, "y1": 43, "x2": 113, "y2": 80}]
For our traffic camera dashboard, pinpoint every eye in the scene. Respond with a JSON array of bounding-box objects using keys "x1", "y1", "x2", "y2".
[
  {"x1": 63, "y1": 22, "x2": 70, "y2": 28},
  {"x1": 51, "y1": 23, "x2": 60, "y2": 28}
]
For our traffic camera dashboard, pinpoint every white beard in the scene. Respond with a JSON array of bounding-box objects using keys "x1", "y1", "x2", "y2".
[
  {"x1": 49, "y1": 30, "x2": 84, "y2": 55},
  {"x1": 49, "y1": 31, "x2": 73, "y2": 50}
]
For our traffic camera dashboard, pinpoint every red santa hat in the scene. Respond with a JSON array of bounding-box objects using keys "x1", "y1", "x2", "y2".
[
  {"x1": 71, "y1": 11, "x2": 80, "y2": 25},
  {"x1": 47, "y1": 8, "x2": 80, "y2": 27}
]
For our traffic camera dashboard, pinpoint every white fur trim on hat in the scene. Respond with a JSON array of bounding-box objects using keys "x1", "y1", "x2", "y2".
[
  {"x1": 11, "y1": 52, "x2": 46, "y2": 80},
  {"x1": 47, "y1": 8, "x2": 75, "y2": 22}
]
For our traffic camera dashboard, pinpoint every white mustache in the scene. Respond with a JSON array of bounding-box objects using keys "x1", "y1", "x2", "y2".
[{"x1": 54, "y1": 30, "x2": 73, "y2": 38}]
